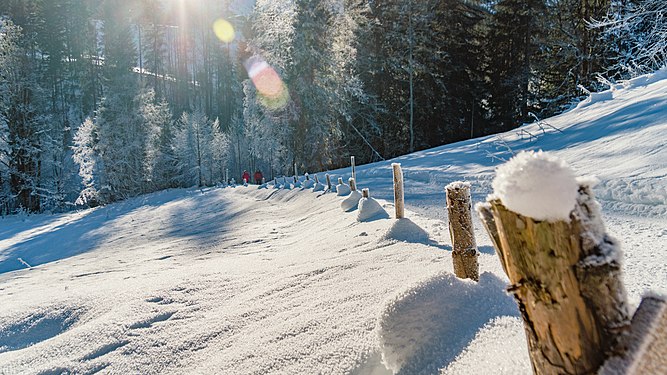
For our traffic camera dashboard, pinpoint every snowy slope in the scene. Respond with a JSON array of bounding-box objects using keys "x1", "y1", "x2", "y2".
[{"x1": 1, "y1": 69, "x2": 666, "y2": 374}]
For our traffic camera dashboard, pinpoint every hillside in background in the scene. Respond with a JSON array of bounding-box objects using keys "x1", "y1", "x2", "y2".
[{"x1": 0, "y1": 69, "x2": 665, "y2": 374}]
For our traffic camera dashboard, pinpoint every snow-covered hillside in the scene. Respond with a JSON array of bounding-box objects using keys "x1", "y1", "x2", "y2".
[{"x1": 1, "y1": 69, "x2": 666, "y2": 374}]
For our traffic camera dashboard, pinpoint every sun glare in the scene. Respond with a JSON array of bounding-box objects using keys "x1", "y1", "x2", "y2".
[
  {"x1": 245, "y1": 56, "x2": 289, "y2": 110},
  {"x1": 213, "y1": 19, "x2": 235, "y2": 43}
]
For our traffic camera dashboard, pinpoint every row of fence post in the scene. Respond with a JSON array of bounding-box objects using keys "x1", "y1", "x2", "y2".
[{"x1": 259, "y1": 154, "x2": 665, "y2": 374}]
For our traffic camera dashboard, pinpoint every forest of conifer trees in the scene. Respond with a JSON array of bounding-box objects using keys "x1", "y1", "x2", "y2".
[{"x1": 0, "y1": 0, "x2": 662, "y2": 213}]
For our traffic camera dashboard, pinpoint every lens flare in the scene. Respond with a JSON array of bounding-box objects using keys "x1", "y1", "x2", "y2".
[
  {"x1": 245, "y1": 56, "x2": 290, "y2": 110},
  {"x1": 213, "y1": 19, "x2": 235, "y2": 43}
]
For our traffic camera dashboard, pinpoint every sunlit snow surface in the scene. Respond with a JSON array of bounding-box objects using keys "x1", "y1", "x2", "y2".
[{"x1": 1, "y1": 69, "x2": 667, "y2": 374}]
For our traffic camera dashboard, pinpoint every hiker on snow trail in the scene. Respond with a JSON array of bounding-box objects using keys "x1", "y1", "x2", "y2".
[
  {"x1": 242, "y1": 170, "x2": 251, "y2": 184},
  {"x1": 254, "y1": 170, "x2": 263, "y2": 185}
]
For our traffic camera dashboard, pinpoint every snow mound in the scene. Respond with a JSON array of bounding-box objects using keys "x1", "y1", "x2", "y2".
[
  {"x1": 492, "y1": 150, "x2": 578, "y2": 221},
  {"x1": 442, "y1": 316, "x2": 531, "y2": 375},
  {"x1": 303, "y1": 179, "x2": 315, "y2": 189},
  {"x1": 357, "y1": 197, "x2": 389, "y2": 222},
  {"x1": 377, "y1": 272, "x2": 519, "y2": 374},
  {"x1": 312, "y1": 183, "x2": 325, "y2": 192},
  {"x1": 381, "y1": 218, "x2": 429, "y2": 243},
  {"x1": 0, "y1": 304, "x2": 85, "y2": 353},
  {"x1": 341, "y1": 190, "x2": 362, "y2": 212},
  {"x1": 625, "y1": 66, "x2": 667, "y2": 90},
  {"x1": 336, "y1": 182, "x2": 351, "y2": 196},
  {"x1": 576, "y1": 90, "x2": 614, "y2": 110}
]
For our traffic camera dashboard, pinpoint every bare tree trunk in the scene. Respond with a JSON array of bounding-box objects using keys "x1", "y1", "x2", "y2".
[
  {"x1": 445, "y1": 182, "x2": 479, "y2": 281},
  {"x1": 477, "y1": 184, "x2": 630, "y2": 374}
]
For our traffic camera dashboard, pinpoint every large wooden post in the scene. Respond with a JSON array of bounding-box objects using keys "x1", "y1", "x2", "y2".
[
  {"x1": 445, "y1": 182, "x2": 479, "y2": 281},
  {"x1": 351, "y1": 156, "x2": 356, "y2": 183},
  {"x1": 477, "y1": 183, "x2": 630, "y2": 374},
  {"x1": 392, "y1": 163, "x2": 404, "y2": 219}
]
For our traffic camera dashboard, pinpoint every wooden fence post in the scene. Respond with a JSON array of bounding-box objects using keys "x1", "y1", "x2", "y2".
[
  {"x1": 314, "y1": 175, "x2": 319, "y2": 184},
  {"x1": 349, "y1": 178, "x2": 357, "y2": 192},
  {"x1": 351, "y1": 155, "x2": 356, "y2": 183},
  {"x1": 326, "y1": 174, "x2": 332, "y2": 190},
  {"x1": 392, "y1": 163, "x2": 404, "y2": 219},
  {"x1": 362, "y1": 188, "x2": 369, "y2": 198},
  {"x1": 477, "y1": 183, "x2": 631, "y2": 374},
  {"x1": 445, "y1": 182, "x2": 479, "y2": 281}
]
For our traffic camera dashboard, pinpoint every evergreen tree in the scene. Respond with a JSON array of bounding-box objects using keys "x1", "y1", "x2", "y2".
[
  {"x1": 486, "y1": 0, "x2": 547, "y2": 130},
  {"x1": 0, "y1": 18, "x2": 47, "y2": 212}
]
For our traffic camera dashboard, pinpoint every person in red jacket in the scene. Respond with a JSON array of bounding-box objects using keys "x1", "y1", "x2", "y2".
[
  {"x1": 242, "y1": 170, "x2": 251, "y2": 184},
  {"x1": 254, "y1": 170, "x2": 263, "y2": 184}
]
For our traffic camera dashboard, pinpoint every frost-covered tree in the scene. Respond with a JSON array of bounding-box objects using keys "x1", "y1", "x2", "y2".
[
  {"x1": 72, "y1": 117, "x2": 100, "y2": 207},
  {"x1": 594, "y1": 0, "x2": 667, "y2": 77},
  {"x1": 138, "y1": 89, "x2": 174, "y2": 191},
  {"x1": 174, "y1": 110, "x2": 224, "y2": 187},
  {"x1": 243, "y1": 79, "x2": 293, "y2": 178}
]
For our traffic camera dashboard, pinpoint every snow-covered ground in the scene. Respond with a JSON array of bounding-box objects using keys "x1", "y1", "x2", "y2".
[{"x1": 1, "y1": 69, "x2": 666, "y2": 374}]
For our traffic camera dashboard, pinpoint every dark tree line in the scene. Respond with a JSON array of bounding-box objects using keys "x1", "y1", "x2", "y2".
[{"x1": 0, "y1": 0, "x2": 654, "y2": 213}]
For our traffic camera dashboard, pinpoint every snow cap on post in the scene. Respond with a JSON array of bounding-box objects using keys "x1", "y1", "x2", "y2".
[{"x1": 492, "y1": 150, "x2": 578, "y2": 222}]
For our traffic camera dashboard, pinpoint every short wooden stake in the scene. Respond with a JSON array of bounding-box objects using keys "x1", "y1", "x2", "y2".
[
  {"x1": 326, "y1": 174, "x2": 332, "y2": 190},
  {"x1": 445, "y1": 182, "x2": 479, "y2": 281},
  {"x1": 349, "y1": 178, "x2": 357, "y2": 192},
  {"x1": 314, "y1": 175, "x2": 319, "y2": 184},
  {"x1": 293, "y1": 175, "x2": 297, "y2": 184},
  {"x1": 392, "y1": 163, "x2": 404, "y2": 219},
  {"x1": 362, "y1": 188, "x2": 369, "y2": 198},
  {"x1": 477, "y1": 183, "x2": 631, "y2": 374},
  {"x1": 338, "y1": 177, "x2": 343, "y2": 185}
]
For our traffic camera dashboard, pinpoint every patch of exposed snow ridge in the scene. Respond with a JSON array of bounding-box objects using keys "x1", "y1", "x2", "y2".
[{"x1": 492, "y1": 150, "x2": 578, "y2": 221}]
